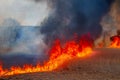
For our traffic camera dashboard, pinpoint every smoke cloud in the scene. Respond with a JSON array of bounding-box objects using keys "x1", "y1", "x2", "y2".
[
  {"x1": 39, "y1": 0, "x2": 114, "y2": 45},
  {"x1": 95, "y1": 0, "x2": 120, "y2": 47},
  {"x1": 0, "y1": 0, "x2": 115, "y2": 67},
  {"x1": 0, "y1": 0, "x2": 49, "y2": 26},
  {"x1": 0, "y1": 18, "x2": 47, "y2": 67}
]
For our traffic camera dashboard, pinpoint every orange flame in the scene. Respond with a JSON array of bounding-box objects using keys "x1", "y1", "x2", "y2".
[
  {"x1": 110, "y1": 36, "x2": 120, "y2": 48},
  {"x1": 0, "y1": 34, "x2": 93, "y2": 76}
]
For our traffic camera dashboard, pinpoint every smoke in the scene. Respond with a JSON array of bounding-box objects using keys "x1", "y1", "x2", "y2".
[
  {"x1": 0, "y1": 18, "x2": 47, "y2": 55},
  {"x1": 110, "y1": 0, "x2": 120, "y2": 29},
  {"x1": 95, "y1": 0, "x2": 120, "y2": 47},
  {"x1": 0, "y1": 18, "x2": 48, "y2": 67},
  {"x1": 39, "y1": 0, "x2": 114, "y2": 45},
  {"x1": 0, "y1": 0, "x2": 49, "y2": 26},
  {"x1": 0, "y1": 0, "x2": 115, "y2": 67}
]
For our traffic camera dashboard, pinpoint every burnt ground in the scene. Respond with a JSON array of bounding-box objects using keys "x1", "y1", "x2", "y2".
[{"x1": 1, "y1": 48, "x2": 120, "y2": 80}]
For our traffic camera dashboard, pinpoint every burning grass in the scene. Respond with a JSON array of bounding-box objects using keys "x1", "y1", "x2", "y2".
[
  {"x1": 1, "y1": 48, "x2": 120, "y2": 80},
  {"x1": 0, "y1": 34, "x2": 93, "y2": 77},
  {"x1": 110, "y1": 35, "x2": 120, "y2": 48},
  {"x1": 0, "y1": 33, "x2": 120, "y2": 78}
]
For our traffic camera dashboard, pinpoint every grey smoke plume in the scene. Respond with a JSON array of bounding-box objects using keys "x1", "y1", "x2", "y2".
[
  {"x1": 95, "y1": 0, "x2": 120, "y2": 47},
  {"x1": 0, "y1": 18, "x2": 47, "y2": 67},
  {"x1": 0, "y1": 18, "x2": 47, "y2": 55}
]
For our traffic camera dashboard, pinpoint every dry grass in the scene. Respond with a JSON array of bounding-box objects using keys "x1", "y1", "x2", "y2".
[{"x1": 1, "y1": 48, "x2": 120, "y2": 80}]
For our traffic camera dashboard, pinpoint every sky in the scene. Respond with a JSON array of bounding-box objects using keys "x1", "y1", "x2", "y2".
[{"x1": 0, "y1": 0, "x2": 50, "y2": 26}]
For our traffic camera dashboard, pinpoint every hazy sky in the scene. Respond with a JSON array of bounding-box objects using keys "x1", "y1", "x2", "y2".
[{"x1": 0, "y1": 0, "x2": 50, "y2": 26}]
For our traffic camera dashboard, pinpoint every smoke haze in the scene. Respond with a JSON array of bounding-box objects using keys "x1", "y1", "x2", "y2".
[
  {"x1": 0, "y1": 0, "x2": 49, "y2": 26},
  {"x1": 0, "y1": 0, "x2": 116, "y2": 67}
]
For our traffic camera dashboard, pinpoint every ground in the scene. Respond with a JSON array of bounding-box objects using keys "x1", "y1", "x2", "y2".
[{"x1": 1, "y1": 48, "x2": 120, "y2": 80}]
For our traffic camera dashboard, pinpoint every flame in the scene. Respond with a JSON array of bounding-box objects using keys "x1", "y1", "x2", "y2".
[
  {"x1": 110, "y1": 36, "x2": 120, "y2": 48},
  {"x1": 0, "y1": 34, "x2": 93, "y2": 76}
]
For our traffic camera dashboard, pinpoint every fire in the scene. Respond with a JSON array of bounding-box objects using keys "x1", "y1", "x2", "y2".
[
  {"x1": 0, "y1": 34, "x2": 93, "y2": 76},
  {"x1": 110, "y1": 36, "x2": 120, "y2": 48}
]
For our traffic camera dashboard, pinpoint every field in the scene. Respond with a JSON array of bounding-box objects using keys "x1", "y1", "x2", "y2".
[{"x1": 1, "y1": 48, "x2": 120, "y2": 80}]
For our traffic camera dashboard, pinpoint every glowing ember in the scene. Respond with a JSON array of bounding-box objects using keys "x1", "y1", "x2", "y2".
[
  {"x1": 110, "y1": 36, "x2": 120, "y2": 48},
  {"x1": 0, "y1": 34, "x2": 93, "y2": 76}
]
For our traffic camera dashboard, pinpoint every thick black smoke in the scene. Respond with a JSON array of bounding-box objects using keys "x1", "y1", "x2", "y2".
[{"x1": 40, "y1": 0, "x2": 114, "y2": 45}]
